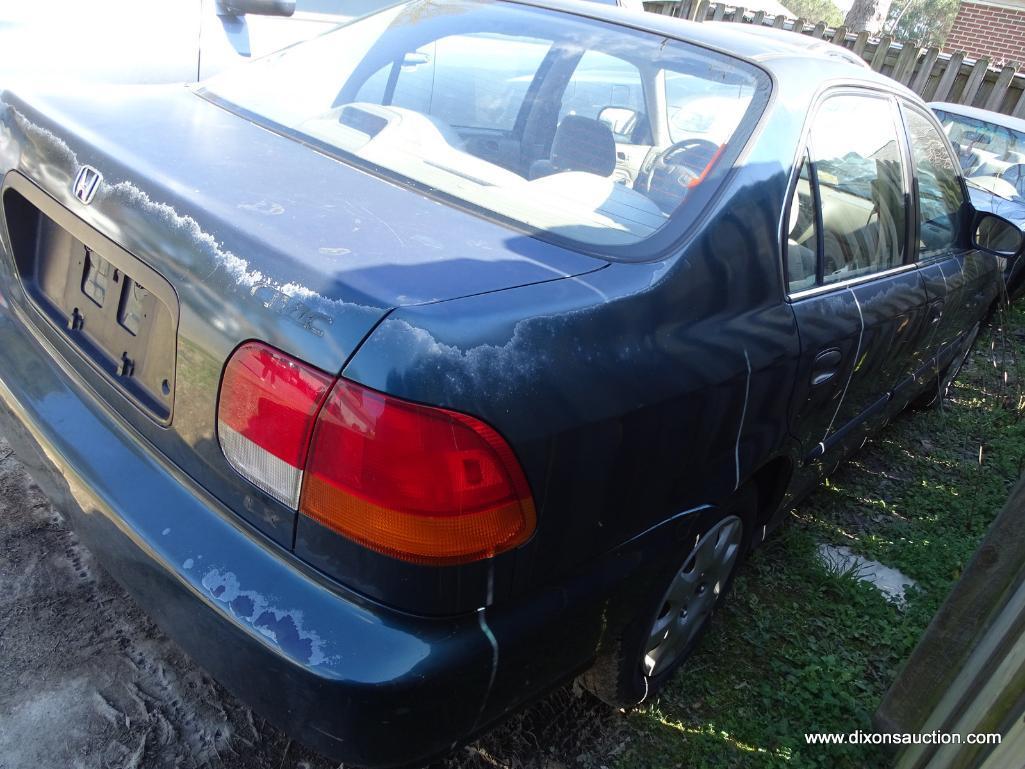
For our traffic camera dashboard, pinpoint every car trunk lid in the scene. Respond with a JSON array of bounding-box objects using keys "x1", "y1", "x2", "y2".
[{"x1": 0, "y1": 85, "x2": 602, "y2": 547}]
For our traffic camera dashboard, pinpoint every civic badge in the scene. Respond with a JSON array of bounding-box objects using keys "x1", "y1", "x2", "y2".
[{"x1": 72, "y1": 165, "x2": 102, "y2": 205}]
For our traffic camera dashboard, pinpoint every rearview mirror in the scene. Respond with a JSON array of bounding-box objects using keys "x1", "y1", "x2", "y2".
[
  {"x1": 217, "y1": 0, "x2": 296, "y2": 17},
  {"x1": 975, "y1": 212, "x2": 1024, "y2": 257},
  {"x1": 598, "y1": 106, "x2": 639, "y2": 140}
]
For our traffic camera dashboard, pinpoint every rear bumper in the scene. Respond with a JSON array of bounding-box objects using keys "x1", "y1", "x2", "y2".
[{"x1": 0, "y1": 296, "x2": 497, "y2": 768}]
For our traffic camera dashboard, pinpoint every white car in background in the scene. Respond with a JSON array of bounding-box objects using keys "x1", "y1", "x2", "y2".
[
  {"x1": 0, "y1": 0, "x2": 382, "y2": 86},
  {"x1": 931, "y1": 102, "x2": 1025, "y2": 202},
  {"x1": 931, "y1": 101, "x2": 1025, "y2": 297}
]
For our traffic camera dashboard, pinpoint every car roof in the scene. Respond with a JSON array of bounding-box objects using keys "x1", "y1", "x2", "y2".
[
  {"x1": 929, "y1": 101, "x2": 1025, "y2": 134},
  {"x1": 510, "y1": 0, "x2": 898, "y2": 82},
  {"x1": 728, "y1": 24, "x2": 870, "y2": 68}
]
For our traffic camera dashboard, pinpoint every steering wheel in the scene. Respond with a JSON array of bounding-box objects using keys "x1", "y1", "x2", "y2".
[{"x1": 636, "y1": 138, "x2": 721, "y2": 213}]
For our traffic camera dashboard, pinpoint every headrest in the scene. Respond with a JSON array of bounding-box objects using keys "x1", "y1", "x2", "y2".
[{"x1": 550, "y1": 115, "x2": 616, "y2": 177}]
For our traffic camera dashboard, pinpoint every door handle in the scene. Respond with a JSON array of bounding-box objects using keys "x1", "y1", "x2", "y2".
[{"x1": 811, "y1": 348, "x2": 842, "y2": 386}]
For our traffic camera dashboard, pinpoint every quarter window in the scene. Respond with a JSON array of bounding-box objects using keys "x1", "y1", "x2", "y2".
[
  {"x1": 809, "y1": 95, "x2": 908, "y2": 285},
  {"x1": 904, "y1": 107, "x2": 966, "y2": 258},
  {"x1": 786, "y1": 150, "x2": 818, "y2": 293}
]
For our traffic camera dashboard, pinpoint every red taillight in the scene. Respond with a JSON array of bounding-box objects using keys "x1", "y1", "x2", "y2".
[
  {"x1": 299, "y1": 380, "x2": 536, "y2": 565},
  {"x1": 217, "y1": 342, "x2": 333, "y2": 507},
  {"x1": 217, "y1": 342, "x2": 535, "y2": 565}
]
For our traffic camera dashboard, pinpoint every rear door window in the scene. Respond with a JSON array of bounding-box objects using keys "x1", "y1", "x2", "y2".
[
  {"x1": 783, "y1": 93, "x2": 906, "y2": 291},
  {"x1": 784, "y1": 92, "x2": 913, "y2": 294},
  {"x1": 808, "y1": 93, "x2": 908, "y2": 285}
]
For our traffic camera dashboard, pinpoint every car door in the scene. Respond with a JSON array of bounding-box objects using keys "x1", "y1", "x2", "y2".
[
  {"x1": 901, "y1": 102, "x2": 992, "y2": 377},
  {"x1": 785, "y1": 91, "x2": 932, "y2": 469}
]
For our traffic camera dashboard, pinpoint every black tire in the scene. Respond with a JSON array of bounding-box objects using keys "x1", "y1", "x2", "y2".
[{"x1": 579, "y1": 485, "x2": 758, "y2": 708}]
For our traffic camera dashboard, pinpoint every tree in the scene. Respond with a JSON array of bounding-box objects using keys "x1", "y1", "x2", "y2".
[
  {"x1": 885, "y1": 0, "x2": 960, "y2": 47},
  {"x1": 786, "y1": 0, "x2": 845, "y2": 25},
  {"x1": 844, "y1": 0, "x2": 894, "y2": 33}
]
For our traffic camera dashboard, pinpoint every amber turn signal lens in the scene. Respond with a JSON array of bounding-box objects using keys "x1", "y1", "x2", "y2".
[{"x1": 299, "y1": 380, "x2": 536, "y2": 565}]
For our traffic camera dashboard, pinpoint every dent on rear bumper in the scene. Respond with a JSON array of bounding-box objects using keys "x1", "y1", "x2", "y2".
[{"x1": 0, "y1": 300, "x2": 495, "y2": 768}]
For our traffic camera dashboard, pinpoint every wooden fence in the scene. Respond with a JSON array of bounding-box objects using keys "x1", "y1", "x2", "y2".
[
  {"x1": 876, "y1": 474, "x2": 1025, "y2": 768},
  {"x1": 643, "y1": 0, "x2": 1025, "y2": 118}
]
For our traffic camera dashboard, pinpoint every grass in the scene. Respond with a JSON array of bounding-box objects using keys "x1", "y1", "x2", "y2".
[{"x1": 614, "y1": 301, "x2": 1025, "y2": 769}]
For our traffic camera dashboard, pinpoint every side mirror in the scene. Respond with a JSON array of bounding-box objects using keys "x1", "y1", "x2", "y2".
[
  {"x1": 401, "y1": 51, "x2": 431, "y2": 69},
  {"x1": 597, "y1": 106, "x2": 639, "y2": 140},
  {"x1": 975, "y1": 211, "x2": 1024, "y2": 257},
  {"x1": 217, "y1": 0, "x2": 296, "y2": 17}
]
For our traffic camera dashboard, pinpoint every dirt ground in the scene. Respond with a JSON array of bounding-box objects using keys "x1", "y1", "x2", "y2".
[{"x1": 0, "y1": 437, "x2": 626, "y2": 769}]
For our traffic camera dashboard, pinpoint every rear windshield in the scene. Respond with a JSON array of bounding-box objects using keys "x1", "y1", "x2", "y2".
[{"x1": 201, "y1": 0, "x2": 769, "y2": 255}]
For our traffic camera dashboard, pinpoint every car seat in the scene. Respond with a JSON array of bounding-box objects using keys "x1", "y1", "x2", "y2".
[{"x1": 530, "y1": 116, "x2": 617, "y2": 179}]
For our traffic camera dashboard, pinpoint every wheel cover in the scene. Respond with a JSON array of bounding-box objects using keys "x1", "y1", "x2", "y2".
[{"x1": 642, "y1": 515, "x2": 743, "y2": 677}]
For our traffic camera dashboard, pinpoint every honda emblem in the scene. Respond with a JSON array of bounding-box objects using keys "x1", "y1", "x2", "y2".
[{"x1": 72, "y1": 165, "x2": 102, "y2": 205}]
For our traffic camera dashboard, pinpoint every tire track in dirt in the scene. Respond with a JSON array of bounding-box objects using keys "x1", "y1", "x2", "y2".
[{"x1": 0, "y1": 438, "x2": 335, "y2": 769}]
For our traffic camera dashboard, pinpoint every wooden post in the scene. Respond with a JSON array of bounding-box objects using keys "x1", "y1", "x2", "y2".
[
  {"x1": 712, "y1": 1, "x2": 726, "y2": 21},
  {"x1": 810, "y1": 21, "x2": 826, "y2": 38},
  {"x1": 911, "y1": 46, "x2": 940, "y2": 97},
  {"x1": 752, "y1": 9, "x2": 765, "y2": 24},
  {"x1": 933, "y1": 52, "x2": 965, "y2": 102},
  {"x1": 893, "y1": 42, "x2": 919, "y2": 85},
  {"x1": 852, "y1": 30, "x2": 870, "y2": 57},
  {"x1": 772, "y1": 13, "x2": 785, "y2": 27},
  {"x1": 870, "y1": 35, "x2": 893, "y2": 72},
  {"x1": 1013, "y1": 88, "x2": 1025, "y2": 119},
  {"x1": 984, "y1": 65, "x2": 1017, "y2": 112},
  {"x1": 792, "y1": 18, "x2": 805, "y2": 33},
  {"x1": 961, "y1": 57, "x2": 990, "y2": 106},
  {"x1": 876, "y1": 474, "x2": 1025, "y2": 768},
  {"x1": 733, "y1": 5, "x2": 746, "y2": 21},
  {"x1": 693, "y1": 0, "x2": 709, "y2": 21},
  {"x1": 832, "y1": 25, "x2": 847, "y2": 46}
]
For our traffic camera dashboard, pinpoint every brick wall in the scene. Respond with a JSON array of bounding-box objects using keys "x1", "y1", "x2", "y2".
[{"x1": 944, "y1": 0, "x2": 1025, "y2": 66}]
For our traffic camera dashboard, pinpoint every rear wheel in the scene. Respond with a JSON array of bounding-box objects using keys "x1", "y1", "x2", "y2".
[
  {"x1": 579, "y1": 486, "x2": 756, "y2": 707},
  {"x1": 642, "y1": 515, "x2": 743, "y2": 676}
]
